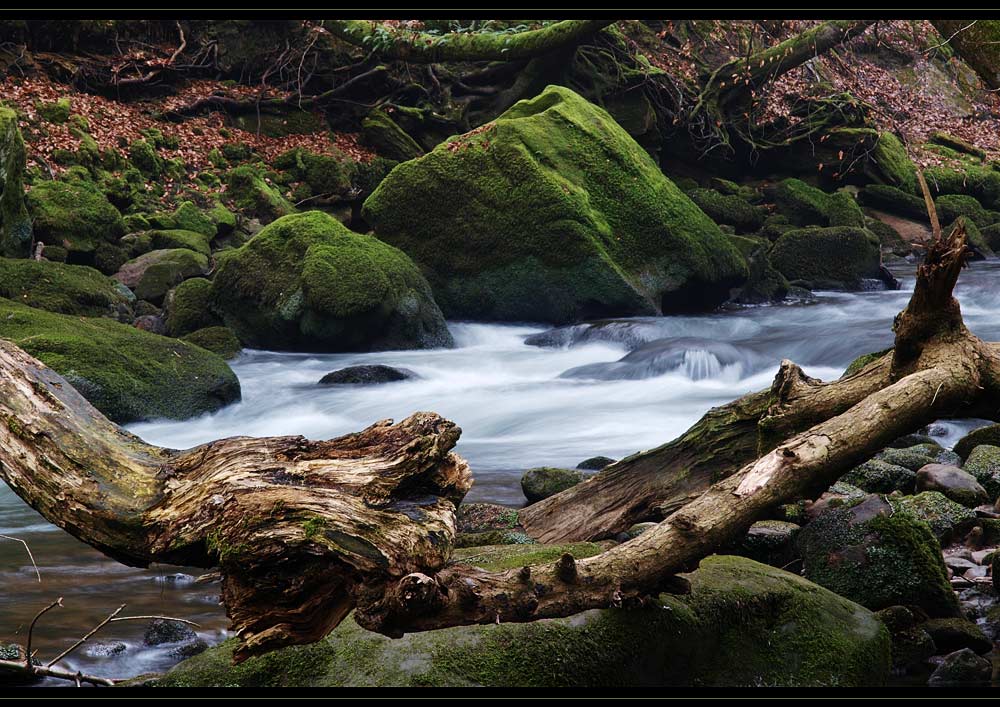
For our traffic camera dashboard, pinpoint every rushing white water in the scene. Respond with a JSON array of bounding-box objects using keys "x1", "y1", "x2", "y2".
[{"x1": 4, "y1": 258, "x2": 1000, "y2": 682}]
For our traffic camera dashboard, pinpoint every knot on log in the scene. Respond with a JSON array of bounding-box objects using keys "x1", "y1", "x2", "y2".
[
  {"x1": 555, "y1": 553, "x2": 578, "y2": 583},
  {"x1": 393, "y1": 572, "x2": 447, "y2": 614}
]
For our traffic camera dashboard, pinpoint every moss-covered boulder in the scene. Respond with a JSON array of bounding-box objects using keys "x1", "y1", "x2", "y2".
[
  {"x1": 687, "y1": 188, "x2": 767, "y2": 233},
  {"x1": 146, "y1": 555, "x2": 889, "y2": 687},
  {"x1": 954, "y1": 424, "x2": 1000, "y2": 461},
  {"x1": 226, "y1": 165, "x2": 296, "y2": 223},
  {"x1": 520, "y1": 467, "x2": 584, "y2": 503},
  {"x1": 181, "y1": 326, "x2": 242, "y2": 360},
  {"x1": 25, "y1": 180, "x2": 125, "y2": 262},
  {"x1": 935, "y1": 193, "x2": 996, "y2": 230},
  {"x1": 0, "y1": 257, "x2": 133, "y2": 320},
  {"x1": 362, "y1": 108, "x2": 424, "y2": 162},
  {"x1": 962, "y1": 444, "x2": 1000, "y2": 500},
  {"x1": 872, "y1": 132, "x2": 917, "y2": 194},
  {"x1": 124, "y1": 229, "x2": 212, "y2": 257},
  {"x1": 114, "y1": 249, "x2": 209, "y2": 304},
  {"x1": 915, "y1": 464, "x2": 989, "y2": 508},
  {"x1": 858, "y1": 184, "x2": 928, "y2": 219},
  {"x1": 770, "y1": 226, "x2": 883, "y2": 290},
  {"x1": 887, "y1": 491, "x2": 978, "y2": 543},
  {"x1": 166, "y1": 277, "x2": 220, "y2": 337},
  {"x1": 0, "y1": 297, "x2": 239, "y2": 423},
  {"x1": 796, "y1": 494, "x2": 960, "y2": 618},
  {"x1": 363, "y1": 85, "x2": 748, "y2": 324},
  {"x1": 768, "y1": 178, "x2": 833, "y2": 226},
  {"x1": 0, "y1": 107, "x2": 32, "y2": 258},
  {"x1": 841, "y1": 459, "x2": 915, "y2": 494},
  {"x1": 209, "y1": 211, "x2": 452, "y2": 352}
]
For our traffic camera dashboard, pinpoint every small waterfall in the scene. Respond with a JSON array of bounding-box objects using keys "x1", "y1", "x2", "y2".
[{"x1": 680, "y1": 349, "x2": 724, "y2": 381}]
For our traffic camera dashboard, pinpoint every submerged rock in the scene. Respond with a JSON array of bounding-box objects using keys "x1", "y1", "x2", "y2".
[
  {"x1": 559, "y1": 337, "x2": 756, "y2": 381},
  {"x1": 363, "y1": 85, "x2": 747, "y2": 324},
  {"x1": 521, "y1": 467, "x2": 584, "y2": 504},
  {"x1": 210, "y1": 211, "x2": 453, "y2": 352},
  {"x1": 318, "y1": 365, "x2": 414, "y2": 386},
  {"x1": 146, "y1": 556, "x2": 890, "y2": 687}
]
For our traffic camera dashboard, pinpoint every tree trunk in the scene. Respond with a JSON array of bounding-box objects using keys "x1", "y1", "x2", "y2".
[
  {"x1": 325, "y1": 20, "x2": 613, "y2": 64},
  {"x1": 931, "y1": 20, "x2": 1000, "y2": 90},
  {"x1": 2, "y1": 219, "x2": 997, "y2": 652}
]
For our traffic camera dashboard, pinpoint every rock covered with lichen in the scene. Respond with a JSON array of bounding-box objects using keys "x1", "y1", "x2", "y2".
[
  {"x1": 142, "y1": 555, "x2": 890, "y2": 687},
  {"x1": 209, "y1": 211, "x2": 453, "y2": 351},
  {"x1": 0, "y1": 107, "x2": 32, "y2": 258},
  {"x1": 362, "y1": 85, "x2": 749, "y2": 324}
]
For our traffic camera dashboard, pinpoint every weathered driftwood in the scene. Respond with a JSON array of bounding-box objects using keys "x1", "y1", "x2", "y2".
[
  {"x1": 0, "y1": 352, "x2": 469, "y2": 660},
  {"x1": 2, "y1": 214, "x2": 997, "y2": 653}
]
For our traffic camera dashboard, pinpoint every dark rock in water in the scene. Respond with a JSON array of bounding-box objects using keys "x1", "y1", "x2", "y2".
[
  {"x1": 927, "y1": 648, "x2": 992, "y2": 686},
  {"x1": 524, "y1": 319, "x2": 660, "y2": 350},
  {"x1": 922, "y1": 618, "x2": 993, "y2": 654},
  {"x1": 318, "y1": 365, "x2": 414, "y2": 386},
  {"x1": 144, "y1": 619, "x2": 198, "y2": 646},
  {"x1": 875, "y1": 606, "x2": 937, "y2": 675},
  {"x1": 84, "y1": 640, "x2": 128, "y2": 658},
  {"x1": 145, "y1": 556, "x2": 890, "y2": 688},
  {"x1": 916, "y1": 464, "x2": 989, "y2": 508},
  {"x1": 521, "y1": 467, "x2": 583, "y2": 504},
  {"x1": 0, "y1": 643, "x2": 41, "y2": 685},
  {"x1": 955, "y1": 423, "x2": 1000, "y2": 461},
  {"x1": 456, "y1": 503, "x2": 520, "y2": 534},
  {"x1": 797, "y1": 494, "x2": 960, "y2": 617},
  {"x1": 560, "y1": 337, "x2": 755, "y2": 381},
  {"x1": 169, "y1": 639, "x2": 209, "y2": 660},
  {"x1": 577, "y1": 456, "x2": 616, "y2": 470}
]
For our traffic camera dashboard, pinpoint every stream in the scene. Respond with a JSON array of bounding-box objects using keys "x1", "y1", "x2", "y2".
[{"x1": 4, "y1": 258, "x2": 1000, "y2": 684}]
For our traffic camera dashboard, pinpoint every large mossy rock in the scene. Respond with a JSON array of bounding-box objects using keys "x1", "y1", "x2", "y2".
[
  {"x1": 0, "y1": 107, "x2": 32, "y2": 258},
  {"x1": 0, "y1": 297, "x2": 240, "y2": 423},
  {"x1": 25, "y1": 179, "x2": 125, "y2": 262},
  {"x1": 0, "y1": 257, "x2": 133, "y2": 319},
  {"x1": 147, "y1": 555, "x2": 889, "y2": 687},
  {"x1": 209, "y1": 211, "x2": 453, "y2": 352},
  {"x1": 770, "y1": 226, "x2": 883, "y2": 291},
  {"x1": 113, "y1": 248, "x2": 209, "y2": 304},
  {"x1": 362, "y1": 85, "x2": 748, "y2": 324},
  {"x1": 796, "y1": 494, "x2": 960, "y2": 618}
]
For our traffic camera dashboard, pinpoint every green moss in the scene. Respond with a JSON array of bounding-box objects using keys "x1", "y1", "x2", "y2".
[
  {"x1": 302, "y1": 516, "x2": 327, "y2": 539},
  {"x1": 0, "y1": 297, "x2": 239, "y2": 423},
  {"x1": 935, "y1": 193, "x2": 996, "y2": 228},
  {"x1": 963, "y1": 444, "x2": 1000, "y2": 499},
  {"x1": 796, "y1": 501, "x2": 960, "y2": 618},
  {"x1": 687, "y1": 188, "x2": 767, "y2": 233},
  {"x1": 116, "y1": 248, "x2": 209, "y2": 303},
  {"x1": 929, "y1": 132, "x2": 986, "y2": 161},
  {"x1": 35, "y1": 98, "x2": 71, "y2": 123},
  {"x1": 226, "y1": 164, "x2": 296, "y2": 223},
  {"x1": 841, "y1": 459, "x2": 915, "y2": 494},
  {"x1": 770, "y1": 178, "x2": 833, "y2": 226},
  {"x1": 273, "y1": 148, "x2": 354, "y2": 197},
  {"x1": 363, "y1": 85, "x2": 747, "y2": 323},
  {"x1": 922, "y1": 164, "x2": 1000, "y2": 210},
  {"x1": 207, "y1": 203, "x2": 236, "y2": 236},
  {"x1": 455, "y1": 530, "x2": 535, "y2": 548},
  {"x1": 148, "y1": 556, "x2": 888, "y2": 688},
  {"x1": 0, "y1": 107, "x2": 32, "y2": 258},
  {"x1": 888, "y1": 492, "x2": 978, "y2": 543},
  {"x1": 170, "y1": 201, "x2": 217, "y2": 238},
  {"x1": 181, "y1": 327, "x2": 242, "y2": 360},
  {"x1": 166, "y1": 277, "x2": 219, "y2": 336},
  {"x1": 136, "y1": 229, "x2": 211, "y2": 257},
  {"x1": 361, "y1": 108, "x2": 424, "y2": 162},
  {"x1": 209, "y1": 211, "x2": 452, "y2": 352},
  {"x1": 25, "y1": 179, "x2": 124, "y2": 256},
  {"x1": 520, "y1": 467, "x2": 584, "y2": 503},
  {"x1": 954, "y1": 424, "x2": 1000, "y2": 461},
  {"x1": 872, "y1": 132, "x2": 917, "y2": 193},
  {"x1": 0, "y1": 257, "x2": 132, "y2": 318},
  {"x1": 128, "y1": 138, "x2": 163, "y2": 178},
  {"x1": 771, "y1": 226, "x2": 881, "y2": 290},
  {"x1": 826, "y1": 190, "x2": 866, "y2": 228}
]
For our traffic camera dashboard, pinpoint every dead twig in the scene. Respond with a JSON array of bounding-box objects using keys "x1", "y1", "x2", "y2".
[
  {"x1": 46, "y1": 604, "x2": 126, "y2": 667},
  {"x1": 0, "y1": 534, "x2": 41, "y2": 582}
]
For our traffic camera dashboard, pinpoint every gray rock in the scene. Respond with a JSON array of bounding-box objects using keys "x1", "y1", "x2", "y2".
[
  {"x1": 927, "y1": 648, "x2": 992, "y2": 685},
  {"x1": 143, "y1": 619, "x2": 197, "y2": 646},
  {"x1": 944, "y1": 556, "x2": 978, "y2": 574},
  {"x1": 576, "y1": 456, "x2": 616, "y2": 470},
  {"x1": 84, "y1": 640, "x2": 128, "y2": 658},
  {"x1": 876, "y1": 445, "x2": 940, "y2": 472},
  {"x1": 520, "y1": 467, "x2": 584, "y2": 504},
  {"x1": 916, "y1": 464, "x2": 989, "y2": 508},
  {"x1": 842, "y1": 459, "x2": 915, "y2": 494}
]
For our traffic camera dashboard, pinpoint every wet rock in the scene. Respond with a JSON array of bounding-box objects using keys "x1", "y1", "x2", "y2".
[
  {"x1": 876, "y1": 444, "x2": 940, "y2": 472},
  {"x1": 133, "y1": 314, "x2": 167, "y2": 336},
  {"x1": 169, "y1": 639, "x2": 209, "y2": 660},
  {"x1": 945, "y1": 556, "x2": 978, "y2": 574},
  {"x1": 927, "y1": 648, "x2": 992, "y2": 686},
  {"x1": 520, "y1": 467, "x2": 584, "y2": 504},
  {"x1": 916, "y1": 464, "x2": 989, "y2": 508},
  {"x1": 805, "y1": 481, "x2": 867, "y2": 520},
  {"x1": 84, "y1": 641, "x2": 128, "y2": 658},
  {"x1": 964, "y1": 565, "x2": 989, "y2": 581},
  {"x1": 559, "y1": 337, "x2": 757, "y2": 382},
  {"x1": 971, "y1": 548, "x2": 997, "y2": 564},
  {"x1": 143, "y1": 619, "x2": 198, "y2": 646},
  {"x1": 797, "y1": 494, "x2": 961, "y2": 617},
  {"x1": 624, "y1": 522, "x2": 657, "y2": 539},
  {"x1": 577, "y1": 456, "x2": 616, "y2": 471},
  {"x1": 153, "y1": 573, "x2": 195, "y2": 586},
  {"x1": 318, "y1": 365, "x2": 414, "y2": 386}
]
